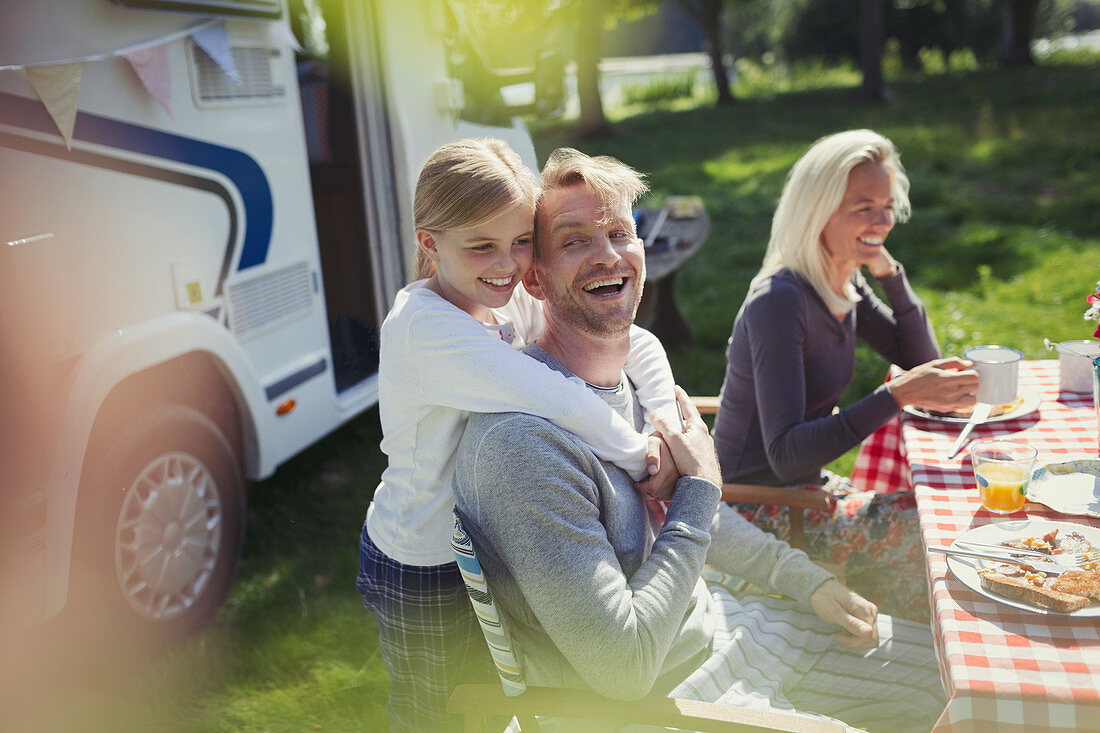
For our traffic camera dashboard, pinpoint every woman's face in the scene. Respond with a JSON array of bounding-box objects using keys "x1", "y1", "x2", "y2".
[
  {"x1": 820, "y1": 162, "x2": 895, "y2": 270},
  {"x1": 420, "y1": 202, "x2": 534, "y2": 320}
]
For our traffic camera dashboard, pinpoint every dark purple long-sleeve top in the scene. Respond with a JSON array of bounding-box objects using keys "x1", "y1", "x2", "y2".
[{"x1": 712, "y1": 266, "x2": 940, "y2": 487}]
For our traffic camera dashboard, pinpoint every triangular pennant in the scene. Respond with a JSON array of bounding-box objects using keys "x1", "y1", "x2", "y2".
[
  {"x1": 124, "y1": 45, "x2": 174, "y2": 117},
  {"x1": 268, "y1": 21, "x2": 302, "y2": 53},
  {"x1": 191, "y1": 21, "x2": 242, "y2": 85},
  {"x1": 26, "y1": 62, "x2": 83, "y2": 149}
]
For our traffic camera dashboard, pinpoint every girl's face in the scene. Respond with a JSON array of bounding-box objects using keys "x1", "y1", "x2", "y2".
[
  {"x1": 820, "y1": 162, "x2": 896, "y2": 270},
  {"x1": 419, "y1": 202, "x2": 534, "y2": 321}
]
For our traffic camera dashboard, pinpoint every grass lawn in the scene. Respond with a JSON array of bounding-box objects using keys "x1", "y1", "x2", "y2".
[{"x1": 5, "y1": 57, "x2": 1098, "y2": 731}]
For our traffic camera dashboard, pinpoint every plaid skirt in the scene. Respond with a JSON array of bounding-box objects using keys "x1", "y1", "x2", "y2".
[{"x1": 356, "y1": 523, "x2": 495, "y2": 732}]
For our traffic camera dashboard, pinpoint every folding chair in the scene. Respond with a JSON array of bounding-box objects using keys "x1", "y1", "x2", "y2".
[
  {"x1": 447, "y1": 511, "x2": 844, "y2": 733},
  {"x1": 690, "y1": 396, "x2": 830, "y2": 552}
]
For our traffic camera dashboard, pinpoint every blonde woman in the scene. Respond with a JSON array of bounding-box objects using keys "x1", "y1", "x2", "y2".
[
  {"x1": 711, "y1": 129, "x2": 977, "y2": 619},
  {"x1": 357, "y1": 139, "x2": 677, "y2": 731}
]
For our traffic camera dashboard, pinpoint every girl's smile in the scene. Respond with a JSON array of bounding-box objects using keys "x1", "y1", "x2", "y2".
[{"x1": 418, "y1": 202, "x2": 534, "y2": 321}]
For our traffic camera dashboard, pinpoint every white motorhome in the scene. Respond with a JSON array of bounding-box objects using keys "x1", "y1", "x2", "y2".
[{"x1": 0, "y1": 0, "x2": 560, "y2": 645}]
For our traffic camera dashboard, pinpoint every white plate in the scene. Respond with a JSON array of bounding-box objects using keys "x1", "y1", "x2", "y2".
[
  {"x1": 904, "y1": 390, "x2": 1041, "y2": 424},
  {"x1": 1029, "y1": 457, "x2": 1100, "y2": 518},
  {"x1": 945, "y1": 519, "x2": 1100, "y2": 616}
]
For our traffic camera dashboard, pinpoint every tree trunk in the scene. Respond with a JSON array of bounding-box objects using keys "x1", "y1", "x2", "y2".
[
  {"x1": 858, "y1": 0, "x2": 886, "y2": 102},
  {"x1": 575, "y1": 0, "x2": 611, "y2": 138},
  {"x1": 1000, "y1": 0, "x2": 1038, "y2": 65},
  {"x1": 701, "y1": 0, "x2": 734, "y2": 105}
]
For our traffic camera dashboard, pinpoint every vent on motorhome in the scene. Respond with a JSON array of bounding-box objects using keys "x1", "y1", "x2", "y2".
[
  {"x1": 225, "y1": 262, "x2": 313, "y2": 339},
  {"x1": 190, "y1": 43, "x2": 286, "y2": 105}
]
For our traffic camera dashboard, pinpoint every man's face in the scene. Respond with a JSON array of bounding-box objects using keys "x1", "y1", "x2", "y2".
[{"x1": 530, "y1": 184, "x2": 645, "y2": 337}]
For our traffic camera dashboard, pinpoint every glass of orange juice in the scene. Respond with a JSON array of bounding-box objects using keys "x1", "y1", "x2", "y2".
[{"x1": 971, "y1": 439, "x2": 1037, "y2": 513}]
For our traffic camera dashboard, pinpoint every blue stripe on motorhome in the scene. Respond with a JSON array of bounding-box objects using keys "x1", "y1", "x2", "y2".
[
  {"x1": 0, "y1": 128, "x2": 239, "y2": 295},
  {"x1": 0, "y1": 90, "x2": 272, "y2": 271},
  {"x1": 264, "y1": 357, "x2": 328, "y2": 400}
]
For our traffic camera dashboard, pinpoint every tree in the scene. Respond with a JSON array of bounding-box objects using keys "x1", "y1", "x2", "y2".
[
  {"x1": 675, "y1": 0, "x2": 737, "y2": 105},
  {"x1": 575, "y1": 0, "x2": 614, "y2": 137},
  {"x1": 858, "y1": 0, "x2": 886, "y2": 102},
  {"x1": 1000, "y1": 0, "x2": 1040, "y2": 65}
]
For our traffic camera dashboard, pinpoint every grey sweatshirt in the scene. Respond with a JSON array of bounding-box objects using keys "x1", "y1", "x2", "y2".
[
  {"x1": 452, "y1": 345, "x2": 833, "y2": 701},
  {"x1": 712, "y1": 266, "x2": 940, "y2": 486}
]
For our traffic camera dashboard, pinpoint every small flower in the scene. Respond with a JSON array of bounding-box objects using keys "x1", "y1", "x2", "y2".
[{"x1": 1084, "y1": 280, "x2": 1100, "y2": 339}]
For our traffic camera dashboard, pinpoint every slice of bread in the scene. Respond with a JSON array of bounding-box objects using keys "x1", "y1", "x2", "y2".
[
  {"x1": 978, "y1": 569, "x2": 1091, "y2": 612},
  {"x1": 1050, "y1": 570, "x2": 1100, "y2": 601}
]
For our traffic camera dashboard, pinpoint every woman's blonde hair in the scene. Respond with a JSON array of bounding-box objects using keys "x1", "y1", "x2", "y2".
[
  {"x1": 752, "y1": 129, "x2": 911, "y2": 316},
  {"x1": 412, "y1": 138, "x2": 539, "y2": 280}
]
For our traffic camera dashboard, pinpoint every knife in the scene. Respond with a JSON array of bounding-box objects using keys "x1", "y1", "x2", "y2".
[
  {"x1": 947, "y1": 402, "x2": 992, "y2": 459},
  {"x1": 930, "y1": 545, "x2": 1073, "y2": 576}
]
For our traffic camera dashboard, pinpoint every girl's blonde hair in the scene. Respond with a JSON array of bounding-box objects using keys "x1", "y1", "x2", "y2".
[
  {"x1": 412, "y1": 138, "x2": 539, "y2": 280},
  {"x1": 752, "y1": 129, "x2": 911, "y2": 317}
]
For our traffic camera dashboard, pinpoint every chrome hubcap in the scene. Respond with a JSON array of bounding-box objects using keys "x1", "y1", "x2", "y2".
[{"x1": 115, "y1": 452, "x2": 223, "y2": 622}]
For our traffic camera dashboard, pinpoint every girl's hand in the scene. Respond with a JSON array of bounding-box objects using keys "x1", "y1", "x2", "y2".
[
  {"x1": 645, "y1": 434, "x2": 661, "y2": 476},
  {"x1": 634, "y1": 435, "x2": 678, "y2": 501}
]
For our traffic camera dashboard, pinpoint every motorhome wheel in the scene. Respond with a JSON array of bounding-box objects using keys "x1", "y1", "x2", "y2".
[{"x1": 73, "y1": 404, "x2": 245, "y2": 646}]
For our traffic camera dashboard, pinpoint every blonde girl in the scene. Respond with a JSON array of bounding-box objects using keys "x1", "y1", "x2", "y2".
[{"x1": 356, "y1": 138, "x2": 676, "y2": 732}]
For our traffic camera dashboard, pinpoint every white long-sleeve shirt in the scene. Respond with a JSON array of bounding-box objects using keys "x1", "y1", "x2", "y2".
[{"x1": 366, "y1": 280, "x2": 677, "y2": 566}]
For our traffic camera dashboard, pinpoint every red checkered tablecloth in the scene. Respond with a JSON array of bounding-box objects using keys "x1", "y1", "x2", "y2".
[{"x1": 855, "y1": 360, "x2": 1100, "y2": 732}]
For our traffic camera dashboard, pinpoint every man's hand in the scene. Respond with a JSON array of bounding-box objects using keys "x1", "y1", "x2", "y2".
[
  {"x1": 887, "y1": 356, "x2": 979, "y2": 412},
  {"x1": 810, "y1": 579, "x2": 879, "y2": 650},
  {"x1": 649, "y1": 386, "x2": 722, "y2": 487},
  {"x1": 635, "y1": 435, "x2": 678, "y2": 501}
]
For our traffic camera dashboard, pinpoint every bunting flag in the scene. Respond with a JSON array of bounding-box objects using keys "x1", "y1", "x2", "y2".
[
  {"x1": 25, "y1": 62, "x2": 83, "y2": 150},
  {"x1": 268, "y1": 21, "x2": 302, "y2": 53},
  {"x1": 190, "y1": 21, "x2": 242, "y2": 85},
  {"x1": 124, "y1": 45, "x2": 173, "y2": 118}
]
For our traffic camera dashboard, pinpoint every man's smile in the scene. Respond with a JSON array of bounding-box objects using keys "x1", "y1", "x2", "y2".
[{"x1": 582, "y1": 276, "x2": 628, "y2": 297}]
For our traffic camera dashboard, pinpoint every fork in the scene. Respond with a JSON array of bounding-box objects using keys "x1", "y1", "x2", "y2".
[{"x1": 953, "y1": 540, "x2": 1100, "y2": 567}]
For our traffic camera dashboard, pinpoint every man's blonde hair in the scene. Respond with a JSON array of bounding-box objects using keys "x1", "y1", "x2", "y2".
[
  {"x1": 753, "y1": 129, "x2": 911, "y2": 316},
  {"x1": 413, "y1": 138, "x2": 539, "y2": 279},
  {"x1": 535, "y1": 148, "x2": 648, "y2": 254}
]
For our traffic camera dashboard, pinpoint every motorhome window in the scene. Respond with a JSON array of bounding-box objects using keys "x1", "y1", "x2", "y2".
[{"x1": 113, "y1": 0, "x2": 282, "y2": 19}]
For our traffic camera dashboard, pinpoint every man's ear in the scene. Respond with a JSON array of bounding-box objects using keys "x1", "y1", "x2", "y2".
[
  {"x1": 416, "y1": 229, "x2": 440, "y2": 263},
  {"x1": 521, "y1": 267, "x2": 546, "y2": 300}
]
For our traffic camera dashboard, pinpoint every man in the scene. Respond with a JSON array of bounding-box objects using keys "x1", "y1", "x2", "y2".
[{"x1": 452, "y1": 148, "x2": 945, "y2": 731}]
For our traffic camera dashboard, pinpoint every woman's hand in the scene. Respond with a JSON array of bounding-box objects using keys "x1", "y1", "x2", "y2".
[
  {"x1": 810, "y1": 579, "x2": 880, "y2": 650},
  {"x1": 863, "y1": 246, "x2": 898, "y2": 279},
  {"x1": 887, "y1": 357, "x2": 979, "y2": 412},
  {"x1": 634, "y1": 435, "x2": 679, "y2": 501},
  {"x1": 649, "y1": 386, "x2": 722, "y2": 487}
]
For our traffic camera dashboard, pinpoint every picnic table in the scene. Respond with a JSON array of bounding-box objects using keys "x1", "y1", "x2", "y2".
[
  {"x1": 853, "y1": 360, "x2": 1100, "y2": 733},
  {"x1": 633, "y1": 204, "x2": 709, "y2": 348}
]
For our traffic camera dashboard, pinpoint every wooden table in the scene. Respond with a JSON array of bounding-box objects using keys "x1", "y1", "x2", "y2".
[
  {"x1": 633, "y1": 206, "x2": 709, "y2": 348},
  {"x1": 852, "y1": 360, "x2": 1100, "y2": 732}
]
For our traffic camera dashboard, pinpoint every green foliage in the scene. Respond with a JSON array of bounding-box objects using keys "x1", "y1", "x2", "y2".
[
  {"x1": 535, "y1": 59, "x2": 1100, "y2": 470},
  {"x1": 620, "y1": 69, "x2": 698, "y2": 105},
  {"x1": 720, "y1": 0, "x2": 1096, "y2": 66},
  {"x1": 11, "y1": 58, "x2": 1100, "y2": 733},
  {"x1": 731, "y1": 57, "x2": 862, "y2": 97}
]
